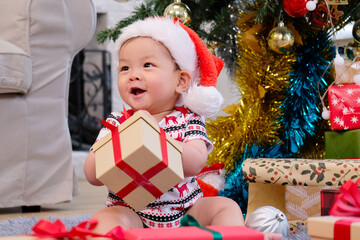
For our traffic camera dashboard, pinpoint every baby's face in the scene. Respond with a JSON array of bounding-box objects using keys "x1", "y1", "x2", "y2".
[{"x1": 117, "y1": 37, "x2": 181, "y2": 116}]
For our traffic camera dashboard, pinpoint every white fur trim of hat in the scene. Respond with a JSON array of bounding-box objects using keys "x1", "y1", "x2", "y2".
[{"x1": 114, "y1": 17, "x2": 224, "y2": 117}]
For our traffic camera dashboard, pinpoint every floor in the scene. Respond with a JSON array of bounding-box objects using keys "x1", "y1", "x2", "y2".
[{"x1": 0, "y1": 179, "x2": 107, "y2": 222}]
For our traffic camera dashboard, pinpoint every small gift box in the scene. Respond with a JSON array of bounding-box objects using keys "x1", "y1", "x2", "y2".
[
  {"x1": 325, "y1": 129, "x2": 360, "y2": 159},
  {"x1": 92, "y1": 110, "x2": 184, "y2": 211},
  {"x1": 308, "y1": 216, "x2": 360, "y2": 240},
  {"x1": 328, "y1": 84, "x2": 360, "y2": 130},
  {"x1": 321, "y1": 188, "x2": 341, "y2": 216},
  {"x1": 309, "y1": 179, "x2": 360, "y2": 239}
]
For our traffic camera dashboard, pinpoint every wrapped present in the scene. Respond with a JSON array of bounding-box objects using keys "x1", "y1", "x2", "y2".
[
  {"x1": 92, "y1": 110, "x2": 184, "y2": 211},
  {"x1": 334, "y1": 61, "x2": 360, "y2": 84},
  {"x1": 285, "y1": 185, "x2": 330, "y2": 221},
  {"x1": 328, "y1": 84, "x2": 360, "y2": 130},
  {"x1": 27, "y1": 215, "x2": 264, "y2": 240},
  {"x1": 321, "y1": 188, "x2": 341, "y2": 216},
  {"x1": 124, "y1": 215, "x2": 264, "y2": 239},
  {"x1": 243, "y1": 158, "x2": 360, "y2": 221},
  {"x1": 325, "y1": 129, "x2": 360, "y2": 159},
  {"x1": 307, "y1": 216, "x2": 360, "y2": 240},
  {"x1": 308, "y1": 179, "x2": 360, "y2": 239}
]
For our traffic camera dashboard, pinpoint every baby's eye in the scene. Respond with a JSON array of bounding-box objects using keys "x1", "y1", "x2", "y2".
[
  {"x1": 120, "y1": 66, "x2": 129, "y2": 72},
  {"x1": 144, "y1": 62, "x2": 154, "y2": 68}
]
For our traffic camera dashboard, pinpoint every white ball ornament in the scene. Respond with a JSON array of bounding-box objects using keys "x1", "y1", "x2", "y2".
[
  {"x1": 306, "y1": 1, "x2": 317, "y2": 11},
  {"x1": 246, "y1": 206, "x2": 289, "y2": 238},
  {"x1": 354, "y1": 74, "x2": 360, "y2": 85},
  {"x1": 334, "y1": 53, "x2": 345, "y2": 65},
  {"x1": 322, "y1": 107, "x2": 330, "y2": 120}
]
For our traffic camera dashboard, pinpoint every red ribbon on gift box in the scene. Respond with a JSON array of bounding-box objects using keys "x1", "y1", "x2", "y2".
[
  {"x1": 30, "y1": 218, "x2": 124, "y2": 239},
  {"x1": 329, "y1": 179, "x2": 360, "y2": 217},
  {"x1": 329, "y1": 179, "x2": 360, "y2": 240},
  {"x1": 101, "y1": 109, "x2": 169, "y2": 199}
]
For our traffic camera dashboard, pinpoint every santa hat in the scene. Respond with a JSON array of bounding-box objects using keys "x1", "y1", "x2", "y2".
[{"x1": 113, "y1": 17, "x2": 224, "y2": 117}]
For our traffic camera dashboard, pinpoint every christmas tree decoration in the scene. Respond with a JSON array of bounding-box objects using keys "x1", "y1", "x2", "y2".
[
  {"x1": 306, "y1": 0, "x2": 318, "y2": 11},
  {"x1": 283, "y1": 0, "x2": 309, "y2": 18},
  {"x1": 163, "y1": 0, "x2": 191, "y2": 25},
  {"x1": 267, "y1": 22, "x2": 295, "y2": 54},
  {"x1": 321, "y1": 107, "x2": 330, "y2": 120},
  {"x1": 334, "y1": 53, "x2": 345, "y2": 65},
  {"x1": 345, "y1": 40, "x2": 360, "y2": 61},
  {"x1": 279, "y1": 31, "x2": 334, "y2": 155},
  {"x1": 246, "y1": 206, "x2": 289, "y2": 238},
  {"x1": 95, "y1": 0, "x2": 360, "y2": 219},
  {"x1": 207, "y1": 29, "x2": 296, "y2": 171},
  {"x1": 353, "y1": 19, "x2": 360, "y2": 43}
]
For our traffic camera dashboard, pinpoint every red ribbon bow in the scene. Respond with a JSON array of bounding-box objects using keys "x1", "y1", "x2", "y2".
[
  {"x1": 329, "y1": 179, "x2": 360, "y2": 217},
  {"x1": 30, "y1": 219, "x2": 124, "y2": 239}
]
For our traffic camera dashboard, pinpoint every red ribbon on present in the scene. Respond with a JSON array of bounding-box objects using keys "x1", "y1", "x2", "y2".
[
  {"x1": 30, "y1": 219, "x2": 124, "y2": 239},
  {"x1": 329, "y1": 179, "x2": 360, "y2": 240},
  {"x1": 333, "y1": 218, "x2": 360, "y2": 240},
  {"x1": 329, "y1": 179, "x2": 360, "y2": 217},
  {"x1": 100, "y1": 109, "x2": 169, "y2": 199}
]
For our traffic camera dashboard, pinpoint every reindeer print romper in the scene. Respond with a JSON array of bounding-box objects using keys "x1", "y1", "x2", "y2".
[{"x1": 95, "y1": 106, "x2": 213, "y2": 228}]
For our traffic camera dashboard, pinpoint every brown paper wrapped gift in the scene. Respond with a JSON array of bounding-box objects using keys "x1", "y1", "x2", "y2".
[
  {"x1": 92, "y1": 110, "x2": 184, "y2": 211},
  {"x1": 243, "y1": 158, "x2": 360, "y2": 221},
  {"x1": 334, "y1": 61, "x2": 360, "y2": 84},
  {"x1": 308, "y1": 216, "x2": 360, "y2": 240}
]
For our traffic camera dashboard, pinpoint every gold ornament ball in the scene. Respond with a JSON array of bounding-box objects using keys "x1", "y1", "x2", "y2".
[
  {"x1": 267, "y1": 26, "x2": 295, "y2": 54},
  {"x1": 353, "y1": 19, "x2": 360, "y2": 43},
  {"x1": 345, "y1": 40, "x2": 360, "y2": 62},
  {"x1": 164, "y1": 2, "x2": 192, "y2": 25}
]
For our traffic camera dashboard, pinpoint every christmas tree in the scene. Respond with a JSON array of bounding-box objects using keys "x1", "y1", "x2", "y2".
[{"x1": 97, "y1": 0, "x2": 360, "y2": 214}]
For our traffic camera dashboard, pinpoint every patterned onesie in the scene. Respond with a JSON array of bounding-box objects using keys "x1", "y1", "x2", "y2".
[{"x1": 94, "y1": 106, "x2": 213, "y2": 228}]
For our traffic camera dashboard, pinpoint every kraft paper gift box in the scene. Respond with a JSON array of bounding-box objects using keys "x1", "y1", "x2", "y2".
[
  {"x1": 243, "y1": 158, "x2": 360, "y2": 221},
  {"x1": 334, "y1": 61, "x2": 360, "y2": 84},
  {"x1": 92, "y1": 110, "x2": 184, "y2": 211},
  {"x1": 328, "y1": 84, "x2": 360, "y2": 130},
  {"x1": 325, "y1": 129, "x2": 360, "y2": 159},
  {"x1": 308, "y1": 216, "x2": 360, "y2": 240}
]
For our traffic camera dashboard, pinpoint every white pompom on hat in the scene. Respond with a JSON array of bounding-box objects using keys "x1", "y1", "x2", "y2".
[{"x1": 113, "y1": 17, "x2": 224, "y2": 117}]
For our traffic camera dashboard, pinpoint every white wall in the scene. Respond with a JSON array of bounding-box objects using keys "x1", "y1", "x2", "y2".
[{"x1": 92, "y1": 0, "x2": 240, "y2": 116}]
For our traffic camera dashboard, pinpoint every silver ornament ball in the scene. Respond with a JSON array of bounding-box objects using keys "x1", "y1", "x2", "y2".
[{"x1": 246, "y1": 206, "x2": 289, "y2": 238}]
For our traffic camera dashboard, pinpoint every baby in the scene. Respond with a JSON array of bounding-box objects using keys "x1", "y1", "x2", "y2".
[{"x1": 84, "y1": 17, "x2": 281, "y2": 240}]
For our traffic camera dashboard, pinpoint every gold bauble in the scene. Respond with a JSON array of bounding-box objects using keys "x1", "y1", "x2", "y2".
[
  {"x1": 267, "y1": 26, "x2": 295, "y2": 54},
  {"x1": 164, "y1": 0, "x2": 192, "y2": 25},
  {"x1": 353, "y1": 19, "x2": 360, "y2": 43}
]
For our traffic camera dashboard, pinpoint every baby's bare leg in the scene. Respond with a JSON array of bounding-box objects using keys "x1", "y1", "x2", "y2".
[
  {"x1": 185, "y1": 196, "x2": 244, "y2": 226},
  {"x1": 91, "y1": 206, "x2": 143, "y2": 234},
  {"x1": 186, "y1": 197, "x2": 282, "y2": 240}
]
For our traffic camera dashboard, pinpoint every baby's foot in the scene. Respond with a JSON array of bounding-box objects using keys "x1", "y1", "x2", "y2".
[{"x1": 264, "y1": 232, "x2": 282, "y2": 240}]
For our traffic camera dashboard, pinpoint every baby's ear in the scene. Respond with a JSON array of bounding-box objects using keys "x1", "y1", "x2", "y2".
[{"x1": 176, "y1": 70, "x2": 191, "y2": 93}]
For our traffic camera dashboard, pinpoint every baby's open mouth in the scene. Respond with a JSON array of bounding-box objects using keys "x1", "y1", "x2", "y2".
[{"x1": 131, "y1": 88, "x2": 146, "y2": 96}]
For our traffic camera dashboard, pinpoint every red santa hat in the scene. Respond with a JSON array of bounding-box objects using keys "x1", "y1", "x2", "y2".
[{"x1": 113, "y1": 17, "x2": 224, "y2": 117}]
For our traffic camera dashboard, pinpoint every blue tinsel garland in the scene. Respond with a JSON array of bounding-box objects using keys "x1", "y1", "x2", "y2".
[
  {"x1": 279, "y1": 31, "x2": 335, "y2": 153},
  {"x1": 221, "y1": 31, "x2": 335, "y2": 216}
]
